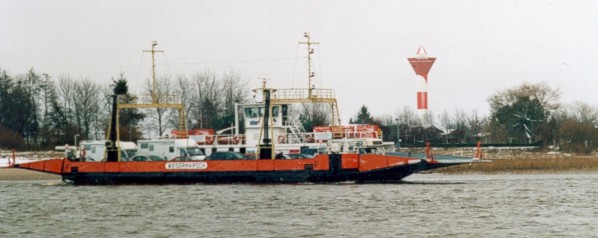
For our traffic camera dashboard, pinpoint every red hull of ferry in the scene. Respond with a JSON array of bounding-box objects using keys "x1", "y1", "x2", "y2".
[{"x1": 12, "y1": 154, "x2": 450, "y2": 185}]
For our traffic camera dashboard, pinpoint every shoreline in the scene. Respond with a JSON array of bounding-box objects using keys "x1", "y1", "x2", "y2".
[
  {"x1": 434, "y1": 156, "x2": 598, "y2": 174},
  {"x1": 0, "y1": 169, "x2": 61, "y2": 181}
]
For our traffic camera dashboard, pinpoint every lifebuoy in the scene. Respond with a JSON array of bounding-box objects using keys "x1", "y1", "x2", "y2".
[
  {"x1": 205, "y1": 135, "x2": 214, "y2": 144},
  {"x1": 232, "y1": 136, "x2": 240, "y2": 144},
  {"x1": 278, "y1": 135, "x2": 286, "y2": 144}
]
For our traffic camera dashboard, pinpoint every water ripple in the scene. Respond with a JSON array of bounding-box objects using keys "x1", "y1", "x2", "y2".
[{"x1": 1, "y1": 173, "x2": 598, "y2": 237}]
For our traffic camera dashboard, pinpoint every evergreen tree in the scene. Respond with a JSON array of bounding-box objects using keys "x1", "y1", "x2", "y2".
[
  {"x1": 112, "y1": 75, "x2": 145, "y2": 141},
  {"x1": 353, "y1": 105, "x2": 373, "y2": 124}
]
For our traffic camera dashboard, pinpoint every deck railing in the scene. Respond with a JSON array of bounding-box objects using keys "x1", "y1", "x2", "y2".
[
  {"x1": 271, "y1": 88, "x2": 336, "y2": 100},
  {"x1": 118, "y1": 93, "x2": 182, "y2": 105}
]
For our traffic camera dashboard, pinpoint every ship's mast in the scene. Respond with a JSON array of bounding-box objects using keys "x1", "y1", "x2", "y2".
[
  {"x1": 143, "y1": 41, "x2": 164, "y2": 104},
  {"x1": 117, "y1": 41, "x2": 188, "y2": 139},
  {"x1": 299, "y1": 32, "x2": 319, "y2": 98}
]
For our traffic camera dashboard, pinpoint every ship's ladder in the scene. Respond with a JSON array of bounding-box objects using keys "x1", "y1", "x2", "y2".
[
  {"x1": 285, "y1": 117, "x2": 307, "y2": 143},
  {"x1": 178, "y1": 109, "x2": 188, "y2": 138}
]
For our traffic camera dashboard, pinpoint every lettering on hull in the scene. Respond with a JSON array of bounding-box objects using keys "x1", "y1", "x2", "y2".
[{"x1": 165, "y1": 162, "x2": 208, "y2": 170}]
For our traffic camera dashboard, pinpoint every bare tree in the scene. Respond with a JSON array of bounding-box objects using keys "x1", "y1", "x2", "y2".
[
  {"x1": 173, "y1": 74, "x2": 196, "y2": 129},
  {"x1": 54, "y1": 76, "x2": 105, "y2": 142},
  {"x1": 145, "y1": 75, "x2": 175, "y2": 137},
  {"x1": 421, "y1": 111, "x2": 435, "y2": 128},
  {"x1": 297, "y1": 103, "x2": 331, "y2": 131},
  {"x1": 452, "y1": 108, "x2": 468, "y2": 130},
  {"x1": 396, "y1": 106, "x2": 420, "y2": 127},
  {"x1": 549, "y1": 102, "x2": 598, "y2": 152},
  {"x1": 190, "y1": 70, "x2": 222, "y2": 129},
  {"x1": 438, "y1": 110, "x2": 452, "y2": 131},
  {"x1": 94, "y1": 85, "x2": 113, "y2": 140},
  {"x1": 565, "y1": 101, "x2": 598, "y2": 125},
  {"x1": 467, "y1": 110, "x2": 486, "y2": 142},
  {"x1": 373, "y1": 114, "x2": 395, "y2": 127},
  {"x1": 71, "y1": 79, "x2": 102, "y2": 139},
  {"x1": 57, "y1": 76, "x2": 78, "y2": 140},
  {"x1": 487, "y1": 82, "x2": 561, "y2": 144},
  {"x1": 488, "y1": 82, "x2": 561, "y2": 114},
  {"x1": 220, "y1": 70, "x2": 249, "y2": 129}
]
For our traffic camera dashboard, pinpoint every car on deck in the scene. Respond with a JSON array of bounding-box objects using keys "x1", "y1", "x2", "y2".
[
  {"x1": 129, "y1": 154, "x2": 165, "y2": 162},
  {"x1": 206, "y1": 151, "x2": 246, "y2": 160}
]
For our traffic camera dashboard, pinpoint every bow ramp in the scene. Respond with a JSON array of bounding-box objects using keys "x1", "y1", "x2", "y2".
[
  {"x1": 13, "y1": 159, "x2": 64, "y2": 175},
  {"x1": 387, "y1": 152, "x2": 480, "y2": 171}
]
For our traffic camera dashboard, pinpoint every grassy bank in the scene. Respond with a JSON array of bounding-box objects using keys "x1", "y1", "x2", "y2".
[
  {"x1": 401, "y1": 147, "x2": 598, "y2": 174},
  {"x1": 436, "y1": 155, "x2": 598, "y2": 174}
]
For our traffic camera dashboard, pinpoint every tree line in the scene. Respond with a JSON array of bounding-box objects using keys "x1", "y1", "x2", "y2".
[
  {"x1": 2, "y1": 67, "x2": 597, "y2": 153},
  {"x1": 0, "y1": 68, "x2": 250, "y2": 150},
  {"x1": 350, "y1": 82, "x2": 598, "y2": 153}
]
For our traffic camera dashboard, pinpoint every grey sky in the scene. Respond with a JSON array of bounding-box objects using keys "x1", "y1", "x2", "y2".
[{"x1": 2, "y1": 0, "x2": 597, "y2": 122}]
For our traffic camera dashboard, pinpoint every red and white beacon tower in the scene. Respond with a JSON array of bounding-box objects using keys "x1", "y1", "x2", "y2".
[{"x1": 408, "y1": 46, "x2": 436, "y2": 125}]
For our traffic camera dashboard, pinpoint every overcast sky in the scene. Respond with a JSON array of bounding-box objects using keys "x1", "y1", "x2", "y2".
[{"x1": 2, "y1": 0, "x2": 597, "y2": 122}]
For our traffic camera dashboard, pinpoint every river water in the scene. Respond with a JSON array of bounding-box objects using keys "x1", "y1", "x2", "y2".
[{"x1": 1, "y1": 173, "x2": 597, "y2": 237}]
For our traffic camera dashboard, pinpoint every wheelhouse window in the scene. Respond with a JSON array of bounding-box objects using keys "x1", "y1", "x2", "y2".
[{"x1": 244, "y1": 107, "x2": 260, "y2": 118}]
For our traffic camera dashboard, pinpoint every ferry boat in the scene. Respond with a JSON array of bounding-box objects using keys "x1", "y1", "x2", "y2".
[{"x1": 10, "y1": 36, "x2": 480, "y2": 184}]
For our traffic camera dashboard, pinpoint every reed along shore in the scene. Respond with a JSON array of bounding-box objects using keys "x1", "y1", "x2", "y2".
[{"x1": 435, "y1": 155, "x2": 598, "y2": 174}]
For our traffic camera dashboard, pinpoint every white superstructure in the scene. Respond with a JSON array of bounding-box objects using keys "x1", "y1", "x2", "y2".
[{"x1": 137, "y1": 138, "x2": 205, "y2": 160}]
